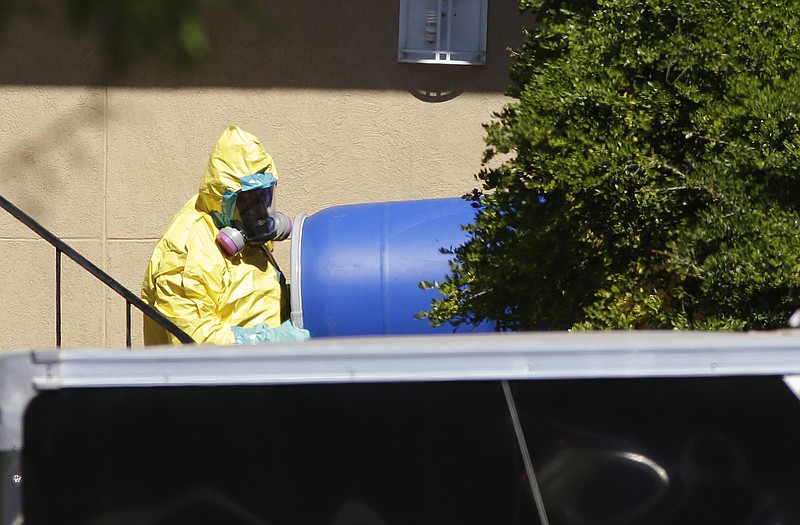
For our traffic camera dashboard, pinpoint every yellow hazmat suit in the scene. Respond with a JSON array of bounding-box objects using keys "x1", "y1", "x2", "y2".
[{"x1": 141, "y1": 126, "x2": 284, "y2": 345}]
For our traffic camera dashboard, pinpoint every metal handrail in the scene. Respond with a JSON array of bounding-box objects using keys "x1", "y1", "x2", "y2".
[{"x1": 0, "y1": 194, "x2": 193, "y2": 347}]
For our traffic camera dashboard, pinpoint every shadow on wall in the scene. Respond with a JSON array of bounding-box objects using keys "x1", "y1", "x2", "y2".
[
  {"x1": 0, "y1": 0, "x2": 529, "y2": 98},
  {"x1": 0, "y1": 107, "x2": 103, "y2": 237}
]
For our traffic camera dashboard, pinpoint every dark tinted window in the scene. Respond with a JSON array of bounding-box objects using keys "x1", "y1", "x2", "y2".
[
  {"x1": 23, "y1": 381, "x2": 538, "y2": 525},
  {"x1": 510, "y1": 376, "x2": 800, "y2": 525},
  {"x1": 1, "y1": 450, "x2": 21, "y2": 524}
]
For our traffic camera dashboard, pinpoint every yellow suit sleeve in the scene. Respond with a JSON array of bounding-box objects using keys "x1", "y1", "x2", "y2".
[
  {"x1": 150, "y1": 268, "x2": 236, "y2": 345},
  {"x1": 145, "y1": 213, "x2": 238, "y2": 345}
]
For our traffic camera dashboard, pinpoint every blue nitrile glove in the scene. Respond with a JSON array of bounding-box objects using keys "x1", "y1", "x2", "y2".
[{"x1": 232, "y1": 320, "x2": 311, "y2": 345}]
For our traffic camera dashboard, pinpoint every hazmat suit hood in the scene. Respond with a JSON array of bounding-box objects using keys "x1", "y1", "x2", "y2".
[{"x1": 196, "y1": 125, "x2": 278, "y2": 218}]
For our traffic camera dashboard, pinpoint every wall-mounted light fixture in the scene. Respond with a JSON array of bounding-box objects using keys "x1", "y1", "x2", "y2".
[{"x1": 398, "y1": 0, "x2": 488, "y2": 65}]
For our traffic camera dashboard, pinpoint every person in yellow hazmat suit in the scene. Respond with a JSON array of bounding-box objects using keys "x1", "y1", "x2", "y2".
[{"x1": 141, "y1": 125, "x2": 310, "y2": 345}]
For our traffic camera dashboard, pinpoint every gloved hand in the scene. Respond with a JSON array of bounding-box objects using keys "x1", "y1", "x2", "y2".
[{"x1": 232, "y1": 320, "x2": 311, "y2": 345}]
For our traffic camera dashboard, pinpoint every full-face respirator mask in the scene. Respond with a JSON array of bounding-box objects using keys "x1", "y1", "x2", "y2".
[{"x1": 213, "y1": 172, "x2": 292, "y2": 257}]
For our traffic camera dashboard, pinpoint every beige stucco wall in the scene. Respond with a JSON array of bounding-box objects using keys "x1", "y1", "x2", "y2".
[{"x1": 0, "y1": 1, "x2": 529, "y2": 351}]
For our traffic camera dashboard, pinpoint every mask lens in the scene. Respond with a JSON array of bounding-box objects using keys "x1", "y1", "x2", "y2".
[{"x1": 236, "y1": 187, "x2": 274, "y2": 244}]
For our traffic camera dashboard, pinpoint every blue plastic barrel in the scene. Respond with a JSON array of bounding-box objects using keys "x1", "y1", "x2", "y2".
[{"x1": 290, "y1": 198, "x2": 494, "y2": 337}]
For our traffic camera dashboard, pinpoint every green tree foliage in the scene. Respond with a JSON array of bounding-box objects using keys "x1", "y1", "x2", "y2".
[
  {"x1": 0, "y1": 0, "x2": 265, "y2": 71},
  {"x1": 422, "y1": 0, "x2": 800, "y2": 331},
  {"x1": 67, "y1": 0, "x2": 216, "y2": 66}
]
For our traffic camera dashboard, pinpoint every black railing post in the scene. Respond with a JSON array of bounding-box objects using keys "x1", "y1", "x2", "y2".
[
  {"x1": 56, "y1": 248, "x2": 62, "y2": 348},
  {"x1": 126, "y1": 301, "x2": 132, "y2": 348}
]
